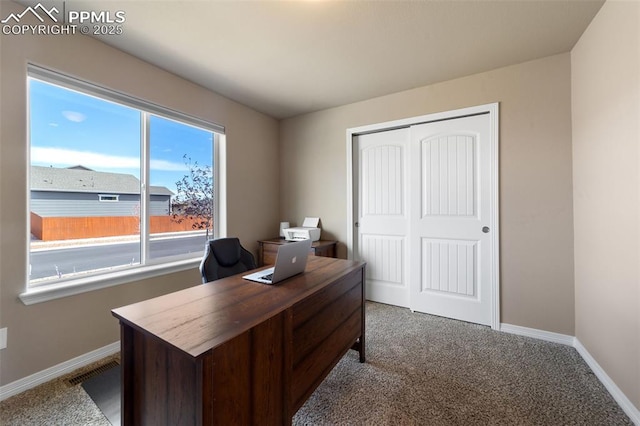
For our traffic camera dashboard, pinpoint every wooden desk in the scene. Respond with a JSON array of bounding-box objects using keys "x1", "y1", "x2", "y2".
[
  {"x1": 258, "y1": 238, "x2": 337, "y2": 266},
  {"x1": 112, "y1": 256, "x2": 366, "y2": 425}
]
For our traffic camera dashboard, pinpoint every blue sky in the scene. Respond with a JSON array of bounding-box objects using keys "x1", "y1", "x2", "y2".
[{"x1": 29, "y1": 78, "x2": 213, "y2": 194}]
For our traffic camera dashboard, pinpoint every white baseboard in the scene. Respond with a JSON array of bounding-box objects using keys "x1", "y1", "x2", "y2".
[
  {"x1": 0, "y1": 341, "x2": 120, "y2": 402},
  {"x1": 500, "y1": 322, "x2": 576, "y2": 346},
  {"x1": 574, "y1": 339, "x2": 640, "y2": 425},
  {"x1": 501, "y1": 323, "x2": 639, "y2": 425}
]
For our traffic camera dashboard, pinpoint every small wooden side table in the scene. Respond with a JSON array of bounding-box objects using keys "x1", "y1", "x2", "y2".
[{"x1": 258, "y1": 238, "x2": 338, "y2": 266}]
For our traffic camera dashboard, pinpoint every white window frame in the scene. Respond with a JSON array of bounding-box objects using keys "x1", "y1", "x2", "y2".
[{"x1": 20, "y1": 64, "x2": 227, "y2": 305}]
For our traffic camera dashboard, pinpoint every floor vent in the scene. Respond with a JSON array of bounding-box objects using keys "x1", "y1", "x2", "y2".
[{"x1": 66, "y1": 360, "x2": 120, "y2": 386}]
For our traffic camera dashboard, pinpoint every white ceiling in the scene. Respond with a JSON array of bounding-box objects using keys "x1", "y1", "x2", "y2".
[{"x1": 26, "y1": 0, "x2": 604, "y2": 119}]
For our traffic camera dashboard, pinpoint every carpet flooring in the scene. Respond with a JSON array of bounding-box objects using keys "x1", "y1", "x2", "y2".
[{"x1": 0, "y1": 302, "x2": 632, "y2": 425}]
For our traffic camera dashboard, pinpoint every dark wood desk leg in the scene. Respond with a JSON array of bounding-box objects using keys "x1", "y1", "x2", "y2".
[
  {"x1": 120, "y1": 324, "x2": 134, "y2": 426},
  {"x1": 283, "y1": 310, "x2": 293, "y2": 426}
]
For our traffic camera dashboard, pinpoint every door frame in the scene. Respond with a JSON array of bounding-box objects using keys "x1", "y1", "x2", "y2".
[{"x1": 346, "y1": 103, "x2": 500, "y2": 329}]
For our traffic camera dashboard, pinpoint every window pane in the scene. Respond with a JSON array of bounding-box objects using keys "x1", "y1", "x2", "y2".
[
  {"x1": 29, "y1": 79, "x2": 142, "y2": 286},
  {"x1": 148, "y1": 115, "x2": 213, "y2": 261}
]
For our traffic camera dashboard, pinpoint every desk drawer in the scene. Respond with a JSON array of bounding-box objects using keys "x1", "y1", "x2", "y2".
[
  {"x1": 292, "y1": 283, "x2": 361, "y2": 367},
  {"x1": 292, "y1": 268, "x2": 362, "y2": 326},
  {"x1": 290, "y1": 268, "x2": 363, "y2": 412}
]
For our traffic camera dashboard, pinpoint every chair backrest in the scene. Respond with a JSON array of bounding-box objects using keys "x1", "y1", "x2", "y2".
[{"x1": 199, "y1": 237, "x2": 257, "y2": 283}]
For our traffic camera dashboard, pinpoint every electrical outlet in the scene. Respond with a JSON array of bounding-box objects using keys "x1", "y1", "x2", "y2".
[{"x1": 0, "y1": 328, "x2": 7, "y2": 350}]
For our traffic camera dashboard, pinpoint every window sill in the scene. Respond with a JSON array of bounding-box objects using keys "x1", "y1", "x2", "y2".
[{"x1": 19, "y1": 258, "x2": 201, "y2": 305}]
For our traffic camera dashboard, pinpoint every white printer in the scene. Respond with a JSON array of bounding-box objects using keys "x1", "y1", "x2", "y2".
[{"x1": 283, "y1": 217, "x2": 321, "y2": 242}]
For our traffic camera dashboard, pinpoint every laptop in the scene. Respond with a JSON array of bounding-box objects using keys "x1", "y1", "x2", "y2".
[{"x1": 243, "y1": 238, "x2": 312, "y2": 284}]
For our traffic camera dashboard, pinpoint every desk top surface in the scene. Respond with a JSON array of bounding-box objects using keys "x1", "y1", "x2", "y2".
[{"x1": 112, "y1": 256, "x2": 364, "y2": 359}]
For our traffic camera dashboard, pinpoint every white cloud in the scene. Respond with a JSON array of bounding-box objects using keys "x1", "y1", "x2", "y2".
[
  {"x1": 150, "y1": 158, "x2": 188, "y2": 171},
  {"x1": 62, "y1": 110, "x2": 86, "y2": 123},
  {"x1": 31, "y1": 147, "x2": 187, "y2": 172},
  {"x1": 32, "y1": 147, "x2": 136, "y2": 168}
]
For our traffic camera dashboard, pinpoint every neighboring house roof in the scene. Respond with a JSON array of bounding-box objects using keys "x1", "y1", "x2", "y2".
[
  {"x1": 31, "y1": 166, "x2": 174, "y2": 196},
  {"x1": 67, "y1": 165, "x2": 94, "y2": 171}
]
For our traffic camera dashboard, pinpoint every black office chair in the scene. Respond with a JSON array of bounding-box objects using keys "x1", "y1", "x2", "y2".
[{"x1": 199, "y1": 237, "x2": 257, "y2": 283}]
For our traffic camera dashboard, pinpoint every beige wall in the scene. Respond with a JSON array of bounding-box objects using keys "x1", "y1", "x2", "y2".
[
  {"x1": 0, "y1": 0, "x2": 279, "y2": 385},
  {"x1": 572, "y1": 0, "x2": 640, "y2": 409},
  {"x1": 280, "y1": 53, "x2": 575, "y2": 335},
  {"x1": 3, "y1": 0, "x2": 636, "y2": 415}
]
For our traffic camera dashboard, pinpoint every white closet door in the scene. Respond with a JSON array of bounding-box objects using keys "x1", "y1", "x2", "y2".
[
  {"x1": 409, "y1": 114, "x2": 493, "y2": 325},
  {"x1": 354, "y1": 128, "x2": 410, "y2": 307}
]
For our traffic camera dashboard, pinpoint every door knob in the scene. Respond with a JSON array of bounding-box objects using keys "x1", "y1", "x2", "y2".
[{"x1": 482, "y1": 226, "x2": 490, "y2": 233}]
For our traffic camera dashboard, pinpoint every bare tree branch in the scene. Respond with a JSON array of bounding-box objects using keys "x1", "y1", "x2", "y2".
[{"x1": 170, "y1": 155, "x2": 213, "y2": 236}]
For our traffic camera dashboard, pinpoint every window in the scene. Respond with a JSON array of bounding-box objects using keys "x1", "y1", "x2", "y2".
[
  {"x1": 26, "y1": 65, "x2": 224, "y2": 294},
  {"x1": 99, "y1": 194, "x2": 119, "y2": 202}
]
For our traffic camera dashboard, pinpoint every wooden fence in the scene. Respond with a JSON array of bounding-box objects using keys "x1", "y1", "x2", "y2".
[{"x1": 31, "y1": 213, "x2": 208, "y2": 241}]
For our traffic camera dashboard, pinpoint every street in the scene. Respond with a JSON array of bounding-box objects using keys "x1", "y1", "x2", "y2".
[{"x1": 29, "y1": 234, "x2": 208, "y2": 283}]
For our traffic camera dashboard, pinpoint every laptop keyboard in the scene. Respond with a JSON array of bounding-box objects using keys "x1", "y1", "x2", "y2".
[{"x1": 260, "y1": 273, "x2": 274, "y2": 281}]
